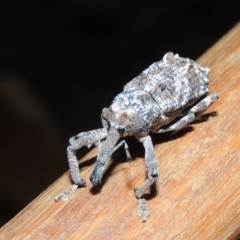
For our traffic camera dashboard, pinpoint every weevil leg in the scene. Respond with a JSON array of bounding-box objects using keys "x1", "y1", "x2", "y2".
[
  {"x1": 135, "y1": 136, "x2": 158, "y2": 198},
  {"x1": 55, "y1": 184, "x2": 78, "y2": 202},
  {"x1": 189, "y1": 93, "x2": 218, "y2": 118},
  {"x1": 156, "y1": 112, "x2": 196, "y2": 133},
  {"x1": 55, "y1": 128, "x2": 108, "y2": 201},
  {"x1": 134, "y1": 135, "x2": 158, "y2": 221},
  {"x1": 138, "y1": 198, "x2": 149, "y2": 222},
  {"x1": 155, "y1": 93, "x2": 218, "y2": 134},
  {"x1": 123, "y1": 141, "x2": 132, "y2": 163},
  {"x1": 95, "y1": 140, "x2": 131, "y2": 161}
]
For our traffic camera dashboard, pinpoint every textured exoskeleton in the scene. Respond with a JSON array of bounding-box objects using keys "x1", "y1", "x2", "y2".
[{"x1": 55, "y1": 52, "x2": 218, "y2": 221}]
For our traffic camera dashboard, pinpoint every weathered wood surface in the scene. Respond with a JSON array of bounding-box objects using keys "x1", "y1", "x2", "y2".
[{"x1": 1, "y1": 23, "x2": 240, "y2": 240}]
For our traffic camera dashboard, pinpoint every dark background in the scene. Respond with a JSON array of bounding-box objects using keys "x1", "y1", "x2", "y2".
[{"x1": 0, "y1": 0, "x2": 239, "y2": 227}]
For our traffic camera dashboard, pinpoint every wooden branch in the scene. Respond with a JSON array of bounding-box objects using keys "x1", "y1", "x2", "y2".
[{"x1": 1, "y1": 23, "x2": 240, "y2": 240}]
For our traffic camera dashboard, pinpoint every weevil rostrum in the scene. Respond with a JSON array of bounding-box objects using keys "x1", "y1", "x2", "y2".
[{"x1": 55, "y1": 52, "x2": 218, "y2": 221}]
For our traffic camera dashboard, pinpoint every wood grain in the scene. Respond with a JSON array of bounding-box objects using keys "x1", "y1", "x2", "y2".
[{"x1": 1, "y1": 23, "x2": 240, "y2": 240}]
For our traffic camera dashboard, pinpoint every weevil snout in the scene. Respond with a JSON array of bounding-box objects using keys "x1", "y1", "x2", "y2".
[
  {"x1": 89, "y1": 127, "x2": 121, "y2": 185},
  {"x1": 90, "y1": 170, "x2": 102, "y2": 185}
]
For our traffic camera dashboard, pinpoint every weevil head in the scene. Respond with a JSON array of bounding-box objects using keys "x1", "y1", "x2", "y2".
[
  {"x1": 102, "y1": 90, "x2": 160, "y2": 138},
  {"x1": 101, "y1": 106, "x2": 132, "y2": 137}
]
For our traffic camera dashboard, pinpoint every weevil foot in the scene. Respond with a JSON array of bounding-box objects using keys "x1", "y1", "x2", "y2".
[
  {"x1": 55, "y1": 183, "x2": 84, "y2": 202},
  {"x1": 137, "y1": 198, "x2": 149, "y2": 222}
]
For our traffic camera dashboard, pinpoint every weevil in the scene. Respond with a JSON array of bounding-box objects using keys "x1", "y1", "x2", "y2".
[{"x1": 55, "y1": 52, "x2": 218, "y2": 221}]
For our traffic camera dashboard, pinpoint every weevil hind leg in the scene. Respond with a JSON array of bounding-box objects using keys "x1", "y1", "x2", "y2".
[
  {"x1": 55, "y1": 128, "x2": 108, "y2": 201},
  {"x1": 156, "y1": 112, "x2": 196, "y2": 134},
  {"x1": 190, "y1": 93, "x2": 219, "y2": 120},
  {"x1": 134, "y1": 135, "x2": 158, "y2": 221},
  {"x1": 196, "y1": 111, "x2": 218, "y2": 121},
  {"x1": 155, "y1": 93, "x2": 218, "y2": 134}
]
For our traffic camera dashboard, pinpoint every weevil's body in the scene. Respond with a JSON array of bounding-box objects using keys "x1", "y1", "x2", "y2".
[
  {"x1": 108, "y1": 52, "x2": 212, "y2": 138},
  {"x1": 56, "y1": 52, "x2": 218, "y2": 221}
]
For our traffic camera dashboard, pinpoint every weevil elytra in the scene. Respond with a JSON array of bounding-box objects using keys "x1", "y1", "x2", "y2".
[{"x1": 55, "y1": 52, "x2": 218, "y2": 221}]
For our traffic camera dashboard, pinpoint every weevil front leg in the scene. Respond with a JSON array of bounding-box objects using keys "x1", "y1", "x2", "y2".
[
  {"x1": 155, "y1": 93, "x2": 218, "y2": 134},
  {"x1": 134, "y1": 135, "x2": 158, "y2": 221},
  {"x1": 55, "y1": 128, "x2": 107, "y2": 201},
  {"x1": 135, "y1": 136, "x2": 158, "y2": 198}
]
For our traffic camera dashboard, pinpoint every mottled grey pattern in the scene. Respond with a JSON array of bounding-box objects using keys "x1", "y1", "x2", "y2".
[{"x1": 55, "y1": 52, "x2": 218, "y2": 221}]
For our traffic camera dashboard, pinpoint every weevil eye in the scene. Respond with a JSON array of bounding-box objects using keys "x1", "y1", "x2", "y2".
[
  {"x1": 107, "y1": 120, "x2": 112, "y2": 128},
  {"x1": 107, "y1": 120, "x2": 112, "y2": 129},
  {"x1": 117, "y1": 126, "x2": 125, "y2": 135}
]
